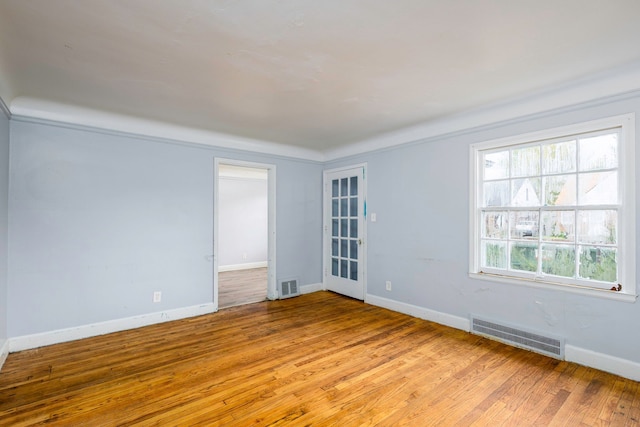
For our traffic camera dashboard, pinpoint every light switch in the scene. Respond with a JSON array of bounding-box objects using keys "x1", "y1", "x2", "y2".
[{"x1": 371, "y1": 213, "x2": 377, "y2": 222}]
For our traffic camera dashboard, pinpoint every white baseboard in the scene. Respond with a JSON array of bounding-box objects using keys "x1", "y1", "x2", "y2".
[
  {"x1": 9, "y1": 303, "x2": 216, "y2": 353},
  {"x1": 365, "y1": 294, "x2": 639, "y2": 382},
  {"x1": 300, "y1": 282, "x2": 323, "y2": 295},
  {"x1": 218, "y1": 261, "x2": 268, "y2": 272},
  {"x1": 365, "y1": 294, "x2": 470, "y2": 332},
  {"x1": 0, "y1": 339, "x2": 9, "y2": 371},
  {"x1": 8, "y1": 292, "x2": 638, "y2": 383},
  {"x1": 565, "y1": 344, "x2": 640, "y2": 382}
]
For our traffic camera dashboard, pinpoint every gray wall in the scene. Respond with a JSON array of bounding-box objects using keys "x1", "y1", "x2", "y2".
[
  {"x1": 8, "y1": 120, "x2": 322, "y2": 336},
  {"x1": 5, "y1": 91, "x2": 640, "y2": 367},
  {"x1": 327, "y1": 92, "x2": 640, "y2": 364},
  {"x1": 218, "y1": 176, "x2": 268, "y2": 267},
  {"x1": 0, "y1": 101, "x2": 9, "y2": 348}
]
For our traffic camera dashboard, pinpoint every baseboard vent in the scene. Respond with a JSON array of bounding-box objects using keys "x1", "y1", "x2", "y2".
[
  {"x1": 471, "y1": 316, "x2": 564, "y2": 359},
  {"x1": 279, "y1": 279, "x2": 300, "y2": 299}
]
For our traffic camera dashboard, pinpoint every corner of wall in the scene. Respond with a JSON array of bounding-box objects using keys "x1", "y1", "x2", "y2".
[
  {"x1": 0, "y1": 339, "x2": 8, "y2": 371},
  {"x1": 0, "y1": 94, "x2": 9, "y2": 371},
  {"x1": 0, "y1": 96, "x2": 10, "y2": 120}
]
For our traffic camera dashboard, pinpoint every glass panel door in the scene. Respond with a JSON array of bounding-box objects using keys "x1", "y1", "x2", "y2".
[{"x1": 325, "y1": 166, "x2": 366, "y2": 300}]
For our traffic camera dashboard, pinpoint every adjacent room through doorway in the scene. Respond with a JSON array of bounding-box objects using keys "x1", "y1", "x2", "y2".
[{"x1": 216, "y1": 163, "x2": 269, "y2": 308}]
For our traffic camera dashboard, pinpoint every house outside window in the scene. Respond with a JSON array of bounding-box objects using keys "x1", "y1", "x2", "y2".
[{"x1": 469, "y1": 114, "x2": 636, "y2": 301}]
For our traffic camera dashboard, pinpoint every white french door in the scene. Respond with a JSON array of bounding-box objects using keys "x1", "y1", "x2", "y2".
[{"x1": 324, "y1": 165, "x2": 366, "y2": 300}]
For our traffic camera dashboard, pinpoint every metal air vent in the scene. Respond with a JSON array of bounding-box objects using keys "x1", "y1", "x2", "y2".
[
  {"x1": 471, "y1": 316, "x2": 564, "y2": 359},
  {"x1": 279, "y1": 279, "x2": 300, "y2": 299}
]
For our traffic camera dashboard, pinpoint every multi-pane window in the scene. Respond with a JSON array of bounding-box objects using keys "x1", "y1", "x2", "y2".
[{"x1": 470, "y1": 115, "x2": 635, "y2": 297}]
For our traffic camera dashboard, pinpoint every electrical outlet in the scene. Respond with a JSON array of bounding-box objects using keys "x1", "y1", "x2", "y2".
[
  {"x1": 385, "y1": 281, "x2": 392, "y2": 291},
  {"x1": 153, "y1": 291, "x2": 162, "y2": 303},
  {"x1": 242, "y1": 253, "x2": 248, "y2": 260}
]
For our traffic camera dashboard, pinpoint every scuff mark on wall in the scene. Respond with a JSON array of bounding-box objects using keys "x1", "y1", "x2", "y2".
[
  {"x1": 290, "y1": 13, "x2": 305, "y2": 27},
  {"x1": 451, "y1": 281, "x2": 493, "y2": 296},
  {"x1": 567, "y1": 304, "x2": 607, "y2": 330},
  {"x1": 534, "y1": 300, "x2": 559, "y2": 326}
]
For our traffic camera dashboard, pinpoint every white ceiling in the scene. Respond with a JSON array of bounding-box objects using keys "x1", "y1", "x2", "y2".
[{"x1": 1, "y1": 0, "x2": 640, "y2": 156}]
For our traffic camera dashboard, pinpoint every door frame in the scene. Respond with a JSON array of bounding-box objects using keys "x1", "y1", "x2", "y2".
[
  {"x1": 322, "y1": 163, "x2": 368, "y2": 300},
  {"x1": 213, "y1": 158, "x2": 277, "y2": 311}
]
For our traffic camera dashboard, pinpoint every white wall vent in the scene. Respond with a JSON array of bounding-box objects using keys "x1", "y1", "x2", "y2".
[
  {"x1": 279, "y1": 279, "x2": 300, "y2": 299},
  {"x1": 471, "y1": 316, "x2": 564, "y2": 359}
]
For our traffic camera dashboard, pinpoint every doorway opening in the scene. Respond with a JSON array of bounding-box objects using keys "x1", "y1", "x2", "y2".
[{"x1": 214, "y1": 159, "x2": 276, "y2": 309}]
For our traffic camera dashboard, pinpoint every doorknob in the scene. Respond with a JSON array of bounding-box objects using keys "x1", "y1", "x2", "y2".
[{"x1": 358, "y1": 239, "x2": 363, "y2": 246}]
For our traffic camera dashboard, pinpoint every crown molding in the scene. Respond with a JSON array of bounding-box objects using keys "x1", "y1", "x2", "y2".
[
  {"x1": 8, "y1": 60, "x2": 640, "y2": 164},
  {"x1": 324, "y1": 60, "x2": 640, "y2": 161},
  {"x1": 9, "y1": 97, "x2": 325, "y2": 162}
]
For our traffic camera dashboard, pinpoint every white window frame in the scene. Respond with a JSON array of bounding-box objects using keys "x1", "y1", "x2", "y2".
[{"x1": 469, "y1": 114, "x2": 636, "y2": 302}]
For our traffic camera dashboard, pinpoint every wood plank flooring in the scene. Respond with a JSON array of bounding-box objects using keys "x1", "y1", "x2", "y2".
[
  {"x1": 1, "y1": 291, "x2": 638, "y2": 426},
  {"x1": 218, "y1": 267, "x2": 267, "y2": 309}
]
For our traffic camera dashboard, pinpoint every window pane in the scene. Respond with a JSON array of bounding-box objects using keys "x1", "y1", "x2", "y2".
[
  {"x1": 579, "y1": 133, "x2": 618, "y2": 171},
  {"x1": 510, "y1": 242, "x2": 538, "y2": 272},
  {"x1": 578, "y1": 171, "x2": 617, "y2": 205},
  {"x1": 541, "y1": 211, "x2": 575, "y2": 242},
  {"x1": 543, "y1": 140, "x2": 576, "y2": 174},
  {"x1": 483, "y1": 180, "x2": 509, "y2": 207},
  {"x1": 482, "y1": 211, "x2": 508, "y2": 239},
  {"x1": 579, "y1": 246, "x2": 617, "y2": 283},
  {"x1": 482, "y1": 241, "x2": 506, "y2": 269},
  {"x1": 341, "y1": 178, "x2": 348, "y2": 196},
  {"x1": 341, "y1": 198, "x2": 348, "y2": 216},
  {"x1": 332, "y1": 219, "x2": 338, "y2": 237},
  {"x1": 511, "y1": 178, "x2": 541, "y2": 207},
  {"x1": 341, "y1": 259, "x2": 348, "y2": 278},
  {"x1": 332, "y1": 239, "x2": 339, "y2": 257},
  {"x1": 350, "y1": 239, "x2": 358, "y2": 260},
  {"x1": 577, "y1": 210, "x2": 617, "y2": 244},
  {"x1": 512, "y1": 146, "x2": 540, "y2": 177},
  {"x1": 350, "y1": 261, "x2": 358, "y2": 281},
  {"x1": 350, "y1": 197, "x2": 358, "y2": 217},
  {"x1": 350, "y1": 219, "x2": 358, "y2": 238},
  {"x1": 341, "y1": 239, "x2": 348, "y2": 258},
  {"x1": 332, "y1": 179, "x2": 339, "y2": 197},
  {"x1": 341, "y1": 219, "x2": 348, "y2": 237},
  {"x1": 350, "y1": 176, "x2": 358, "y2": 196},
  {"x1": 484, "y1": 151, "x2": 509, "y2": 180},
  {"x1": 510, "y1": 211, "x2": 539, "y2": 239},
  {"x1": 542, "y1": 244, "x2": 576, "y2": 278},
  {"x1": 543, "y1": 175, "x2": 576, "y2": 206},
  {"x1": 332, "y1": 258, "x2": 338, "y2": 276},
  {"x1": 332, "y1": 199, "x2": 339, "y2": 217}
]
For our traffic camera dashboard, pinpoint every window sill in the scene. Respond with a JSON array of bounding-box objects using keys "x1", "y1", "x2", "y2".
[{"x1": 469, "y1": 272, "x2": 637, "y2": 303}]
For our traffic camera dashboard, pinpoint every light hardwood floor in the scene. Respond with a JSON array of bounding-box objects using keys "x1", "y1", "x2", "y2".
[
  {"x1": 218, "y1": 267, "x2": 267, "y2": 309},
  {"x1": 1, "y1": 291, "x2": 638, "y2": 426}
]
